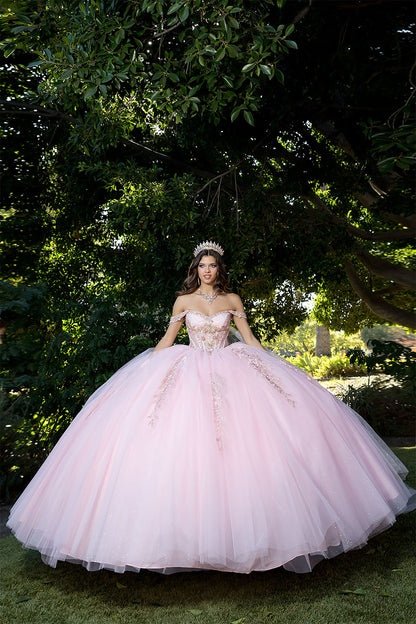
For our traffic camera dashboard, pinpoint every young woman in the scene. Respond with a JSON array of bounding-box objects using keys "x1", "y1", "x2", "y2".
[{"x1": 7, "y1": 241, "x2": 415, "y2": 574}]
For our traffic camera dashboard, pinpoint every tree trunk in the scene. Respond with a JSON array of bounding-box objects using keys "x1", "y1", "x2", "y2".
[{"x1": 315, "y1": 325, "x2": 331, "y2": 357}]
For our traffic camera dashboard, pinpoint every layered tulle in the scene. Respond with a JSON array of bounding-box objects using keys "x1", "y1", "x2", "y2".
[{"x1": 7, "y1": 313, "x2": 416, "y2": 574}]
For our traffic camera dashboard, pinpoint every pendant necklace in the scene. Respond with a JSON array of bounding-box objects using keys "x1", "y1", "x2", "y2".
[{"x1": 198, "y1": 289, "x2": 218, "y2": 304}]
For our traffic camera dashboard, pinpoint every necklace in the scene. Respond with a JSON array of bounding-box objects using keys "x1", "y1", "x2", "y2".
[{"x1": 198, "y1": 288, "x2": 218, "y2": 304}]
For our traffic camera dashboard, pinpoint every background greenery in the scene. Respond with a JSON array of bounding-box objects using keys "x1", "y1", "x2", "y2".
[{"x1": 1, "y1": 1, "x2": 415, "y2": 501}]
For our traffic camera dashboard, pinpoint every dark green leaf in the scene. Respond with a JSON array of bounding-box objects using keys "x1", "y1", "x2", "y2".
[
  {"x1": 285, "y1": 40, "x2": 298, "y2": 50},
  {"x1": 179, "y1": 5, "x2": 189, "y2": 21},
  {"x1": 275, "y1": 69, "x2": 284, "y2": 83},
  {"x1": 215, "y1": 48, "x2": 226, "y2": 62},
  {"x1": 244, "y1": 110, "x2": 254, "y2": 125},
  {"x1": 167, "y1": 2, "x2": 182, "y2": 15},
  {"x1": 260, "y1": 64, "x2": 272, "y2": 76},
  {"x1": 231, "y1": 107, "x2": 241, "y2": 122},
  {"x1": 84, "y1": 85, "x2": 98, "y2": 98}
]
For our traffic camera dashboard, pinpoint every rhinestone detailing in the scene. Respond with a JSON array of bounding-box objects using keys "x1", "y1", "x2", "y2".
[
  {"x1": 148, "y1": 357, "x2": 185, "y2": 425},
  {"x1": 230, "y1": 311, "x2": 247, "y2": 319},
  {"x1": 198, "y1": 289, "x2": 218, "y2": 304},
  {"x1": 169, "y1": 309, "x2": 247, "y2": 325},
  {"x1": 193, "y1": 240, "x2": 224, "y2": 257},
  {"x1": 169, "y1": 311, "x2": 187, "y2": 324},
  {"x1": 232, "y1": 346, "x2": 295, "y2": 406}
]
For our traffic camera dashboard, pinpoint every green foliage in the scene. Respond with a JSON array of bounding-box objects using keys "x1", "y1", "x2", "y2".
[
  {"x1": 347, "y1": 340, "x2": 416, "y2": 393},
  {"x1": 0, "y1": 281, "x2": 163, "y2": 503},
  {"x1": 1, "y1": 0, "x2": 416, "y2": 498},
  {"x1": 286, "y1": 352, "x2": 319, "y2": 375},
  {"x1": 314, "y1": 354, "x2": 367, "y2": 379},
  {"x1": 1, "y1": 0, "x2": 294, "y2": 144},
  {"x1": 365, "y1": 121, "x2": 416, "y2": 173},
  {"x1": 265, "y1": 316, "x2": 366, "y2": 355},
  {"x1": 340, "y1": 380, "x2": 415, "y2": 438},
  {"x1": 360, "y1": 324, "x2": 415, "y2": 345},
  {"x1": 313, "y1": 283, "x2": 379, "y2": 333},
  {"x1": 286, "y1": 353, "x2": 366, "y2": 379},
  {"x1": 2, "y1": 0, "x2": 415, "y2": 332}
]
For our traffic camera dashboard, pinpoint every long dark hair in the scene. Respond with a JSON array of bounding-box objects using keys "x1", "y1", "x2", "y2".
[{"x1": 176, "y1": 248, "x2": 231, "y2": 296}]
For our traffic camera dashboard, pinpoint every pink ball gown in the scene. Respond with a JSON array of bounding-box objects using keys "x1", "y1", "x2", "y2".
[{"x1": 7, "y1": 309, "x2": 415, "y2": 574}]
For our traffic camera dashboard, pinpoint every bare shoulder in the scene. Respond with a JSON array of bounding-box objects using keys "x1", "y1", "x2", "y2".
[
  {"x1": 225, "y1": 292, "x2": 244, "y2": 312},
  {"x1": 172, "y1": 294, "x2": 192, "y2": 315}
]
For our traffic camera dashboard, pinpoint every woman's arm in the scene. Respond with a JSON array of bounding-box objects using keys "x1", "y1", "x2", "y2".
[
  {"x1": 229, "y1": 294, "x2": 264, "y2": 350},
  {"x1": 153, "y1": 298, "x2": 185, "y2": 352}
]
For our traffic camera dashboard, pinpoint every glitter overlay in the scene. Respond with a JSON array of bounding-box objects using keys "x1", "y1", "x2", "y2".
[{"x1": 232, "y1": 346, "x2": 295, "y2": 406}]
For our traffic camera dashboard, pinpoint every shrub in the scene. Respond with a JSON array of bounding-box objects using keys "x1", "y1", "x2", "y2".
[
  {"x1": 286, "y1": 353, "x2": 366, "y2": 378},
  {"x1": 347, "y1": 339, "x2": 416, "y2": 393},
  {"x1": 315, "y1": 354, "x2": 367, "y2": 378},
  {"x1": 286, "y1": 352, "x2": 320, "y2": 375},
  {"x1": 340, "y1": 379, "x2": 415, "y2": 437}
]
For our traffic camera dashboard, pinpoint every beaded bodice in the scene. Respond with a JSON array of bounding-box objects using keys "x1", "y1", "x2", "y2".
[{"x1": 169, "y1": 310, "x2": 246, "y2": 353}]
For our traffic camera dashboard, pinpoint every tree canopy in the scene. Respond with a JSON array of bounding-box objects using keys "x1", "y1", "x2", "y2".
[{"x1": 1, "y1": 0, "x2": 415, "y2": 332}]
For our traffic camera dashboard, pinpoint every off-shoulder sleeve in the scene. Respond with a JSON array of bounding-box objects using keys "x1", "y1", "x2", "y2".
[
  {"x1": 169, "y1": 311, "x2": 187, "y2": 324},
  {"x1": 231, "y1": 310, "x2": 247, "y2": 319}
]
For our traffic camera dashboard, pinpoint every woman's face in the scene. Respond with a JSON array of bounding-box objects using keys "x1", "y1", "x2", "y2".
[{"x1": 197, "y1": 255, "x2": 218, "y2": 287}]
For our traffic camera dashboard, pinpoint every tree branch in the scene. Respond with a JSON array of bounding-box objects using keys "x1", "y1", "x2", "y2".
[
  {"x1": 0, "y1": 99, "x2": 75, "y2": 123},
  {"x1": 120, "y1": 137, "x2": 220, "y2": 182},
  {"x1": 344, "y1": 259, "x2": 416, "y2": 329},
  {"x1": 153, "y1": 21, "x2": 183, "y2": 39},
  {"x1": 312, "y1": 120, "x2": 358, "y2": 159},
  {"x1": 302, "y1": 192, "x2": 414, "y2": 242},
  {"x1": 379, "y1": 212, "x2": 416, "y2": 229},
  {"x1": 0, "y1": 99, "x2": 226, "y2": 184},
  {"x1": 353, "y1": 247, "x2": 416, "y2": 290}
]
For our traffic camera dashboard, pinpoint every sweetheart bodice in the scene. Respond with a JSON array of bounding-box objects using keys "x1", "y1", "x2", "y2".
[{"x1": 169, "y1": 309, "x2": 246, "y2": 352}]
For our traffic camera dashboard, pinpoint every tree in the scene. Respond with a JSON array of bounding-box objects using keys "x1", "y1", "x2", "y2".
[
  {"x1": 3, "y1": 0, "x2": 416, "y2": 500},
  {"x1": 2, "y1": 0, "x2": 414, "y2": 330}
]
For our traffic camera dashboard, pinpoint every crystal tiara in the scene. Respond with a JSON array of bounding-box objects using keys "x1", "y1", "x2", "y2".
[{"x1": 193, "y1": 240, "x2": 224, "y2": 257}]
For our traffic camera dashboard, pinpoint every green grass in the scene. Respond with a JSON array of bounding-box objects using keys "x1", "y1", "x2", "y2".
[{"x1": 1, "y1": 448, "x2": 415, "y2": 624}]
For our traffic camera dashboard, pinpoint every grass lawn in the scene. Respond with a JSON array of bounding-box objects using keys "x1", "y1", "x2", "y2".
[{"x1": 1, "y1": 448, "x2": 414, "y2": 624}]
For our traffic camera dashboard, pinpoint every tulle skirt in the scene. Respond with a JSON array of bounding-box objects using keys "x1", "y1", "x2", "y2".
[{"x1": 7, "y1": 343, "x2": 415, "y2": 573}]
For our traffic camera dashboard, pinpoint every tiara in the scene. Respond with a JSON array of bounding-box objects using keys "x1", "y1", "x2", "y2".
[{"x1": 193, "y1": 240, "x2": 224, "y2": 257}]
